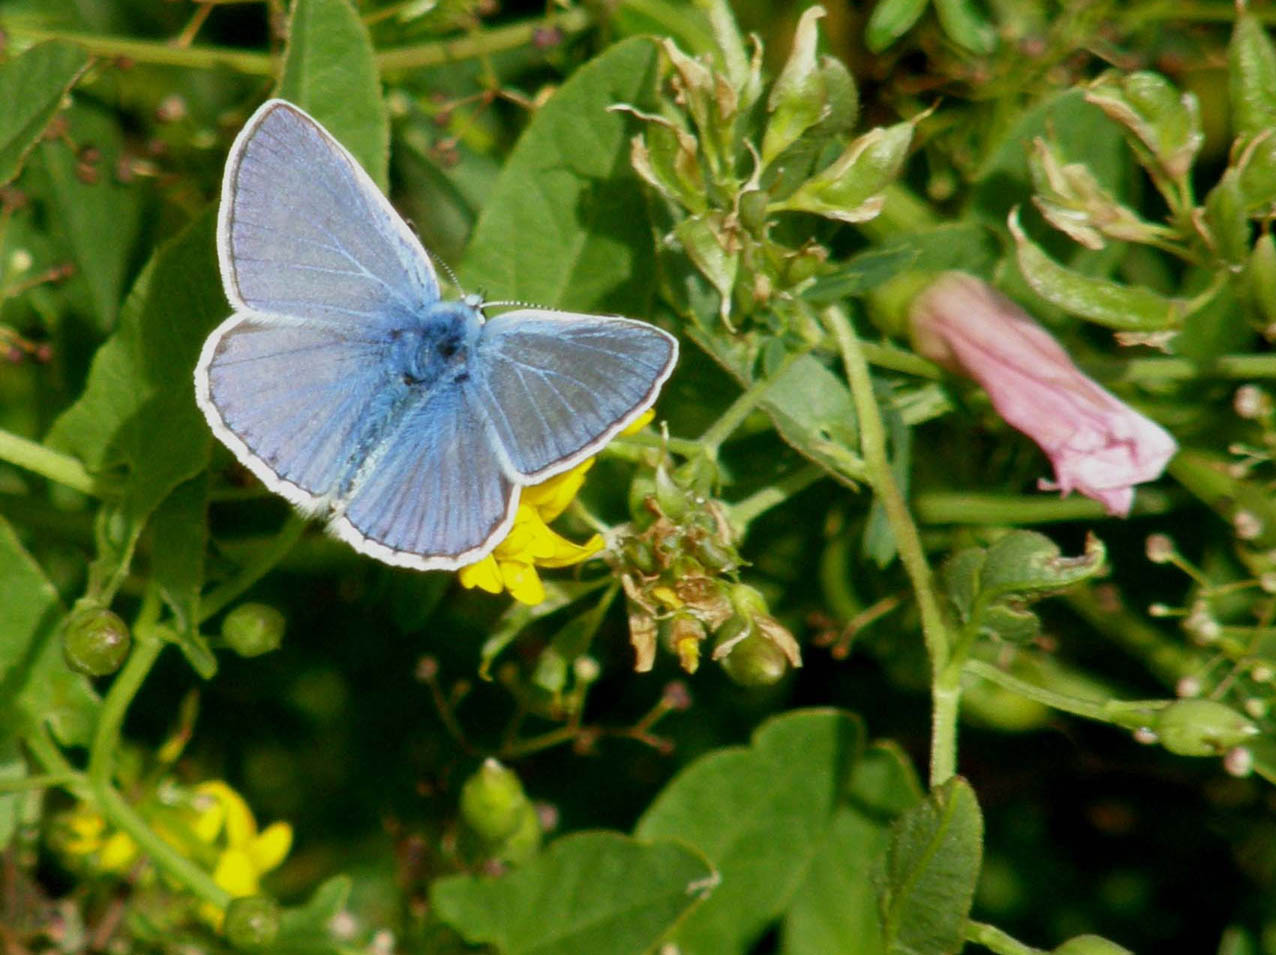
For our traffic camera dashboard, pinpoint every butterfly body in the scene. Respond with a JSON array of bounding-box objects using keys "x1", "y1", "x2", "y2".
[{"x1": 196, "y1": 100, "x2": 677, "y2": 570}]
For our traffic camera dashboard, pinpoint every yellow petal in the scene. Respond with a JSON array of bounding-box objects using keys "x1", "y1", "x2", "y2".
[
  {"x1": 493, "y1": 509, "x2": 542, "y2": 557},
  {"x1": 499, "y1": 561, "x2": 547, "y2": 605},
  {"x1": 212, "y1": 847, "x2": 260, "y2": 898},
  {"x1": 191, "y1": 798, "x2": 226, "y2": 844},
  {"x1": 620, "y1": 408, "x2": 655, "y2": 436},
  {"x1": 458, "y1": 554, "x2": 504, "y2": 593},
  {"x1": 522, "y1": 459, "x2": 595, "y2": 521},
  {"x1": 195, "y1": 780, "x2": 257, "y2": 847},
  {"x1": 534, "y1": 532, "x2": 605, "y2": 569},
  {"x1": 250, "y1": 821, "x2": 293, "y2": 873},
  {"x1": 99, "y1": 831, "x2": 139, "y2": 872}
]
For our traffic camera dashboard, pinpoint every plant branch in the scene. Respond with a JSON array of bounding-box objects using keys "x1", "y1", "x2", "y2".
[{"x1": 0, "y1": 428, "x2": 104, "y2": 497}]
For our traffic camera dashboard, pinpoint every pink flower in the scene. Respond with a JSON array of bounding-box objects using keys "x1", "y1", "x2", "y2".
[{"x1": 909, "y1": 272, "x2": 1177, "y2": 516}]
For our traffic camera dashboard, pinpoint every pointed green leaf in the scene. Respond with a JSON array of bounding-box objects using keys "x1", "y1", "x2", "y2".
[
  {"x1": 1229, "y1": 8, "x2": 1276, "y2": 143},
  {"x1": 978, "y1": 530, "x2": 1106, "y2": 598},
  {"x1": 0, "y1": 41, "x2": 90, "y2": 185},
  {"x1": 866, "y1": 0, "x2": 930, "y2": 53},
  {"x1": 277, "y1": 0, "x2": 389, "y2": 189},
  {"x1": 878, "y1": 776, "x2": 984, "y2": 955},
  {"x1": 0, "y1": 515, "x2": 99, "y2": 748},
  {"x1": 636, "y1": 709, "x2": 868, "y2": 954},
  {"x1": 431, "y1": 832, "x2": 713, "y2": 955},
  {"x1": 762, "y1": 355, "x2": 865, "y2": 486},
  {"x1": 45, "y1": 209, "x2": 222, "y2": 532},
  {"x1": 461, "y1": 37, "x2": 659, "y2": 314},
  {"x1": 35, "y1": 102, "x2": 142, "y2": 332},
  {"x1": 932, "y1": 0, "x2": 996, "y2": 55},
  {"x1": 151, "y1": 474, "x2": 215, "y2": 678}
]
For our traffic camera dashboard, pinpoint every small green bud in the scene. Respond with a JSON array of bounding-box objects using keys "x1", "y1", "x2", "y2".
[
  {"x1": 1053, "y1": 934, "x2": 1134, "y2": 955},
  {"x1": 62, "y1": 607, "x2": 130, "y2": 677},
  {"x1": 729, "y1": 583, "x2": 770, "y2": 619},
  {"x1": 1155, "y1": 699, "x2": 1259, "y2": 757},
  {"x1": 1247, "y1": 233, "x2": 1276, "y2": 326},
  {"x1": 1229, "y1": 8, "x2": 1276, "y2": 142},
  {"x1": 737, "y1": 188, "x2": 770, "y2": 234},
  {"x1": 761, "y1": 6, "x2": 828, "y2": 165},
  {"x1": 1238, "y1": 132, "x2": 1276, "y2": 214},
  {"x1": 771, "y1": 120, "x2": 916, "y2": 223},
  {"x1": 223, "y1": 895, "x2": 281, "y2": 951},
  {"x1": 497, "y1": 801, "x2": 543, "y2": 865},
  {"x1": 623, "y1": 538, "x2": 657, "y2": 575},
  {"x1": 1085, "y1": 71, "x2": 1202, "y2": 182},
  {"x1": 222, "y1": 603, "x2": 285, "y2": 658},
  {"x1": 654, "y1": 465, "x2": 693, "y2": 521},
  {"x1": 715, "y1": 620, "x2": 790, "y2": 687},
  {"x1": 460, "y1": 758, "x2": 530, "y2": 844}
]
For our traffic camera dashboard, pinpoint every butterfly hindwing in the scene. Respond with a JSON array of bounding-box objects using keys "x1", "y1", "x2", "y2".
[
  {"x1": 473, "y1": 310, "x2": 678, "y2": 481},
  {"x1": 332, "y1": 381, "x2": 517, "y2": 570},
  {"x1": 218, "y1": 99, "x2": 439, "y2": 328},
  {"x1": 196, "y1": 316, "x2": 402, "y2": 509}
]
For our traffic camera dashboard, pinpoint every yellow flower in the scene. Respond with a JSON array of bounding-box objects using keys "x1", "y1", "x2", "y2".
[
  {"x1": 193, "y1": 781, "x2": 292, "y2": 922},
  {"x1": 458, "y1": 410, "x2": 656, "y2": 605}
]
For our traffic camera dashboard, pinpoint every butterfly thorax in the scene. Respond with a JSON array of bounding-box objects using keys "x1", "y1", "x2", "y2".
[{"x1": 388, "y1": 301, "x2": 482, "y2": 391}]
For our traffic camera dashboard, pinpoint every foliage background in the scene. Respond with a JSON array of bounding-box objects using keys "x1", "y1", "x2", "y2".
[{"x1": 3, "y1": 0, "x2": 1276, "y2": 952}]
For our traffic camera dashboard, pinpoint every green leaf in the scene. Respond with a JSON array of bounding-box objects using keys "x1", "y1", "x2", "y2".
[
  {"x1": 431, "y1": 832, "x2": 714, "y2": 955},
  {"x1": 0, "y1": 515, "x2": 99, "y2": 748},
  {"x1": 461, "y1": 37, "x2": 660, "y2": 313},
  {"x1": 35, "y1": 102, "x2": 142, "y2": 332},
  {"x1": 0, "y1": 41, "x2": 89, "y2": 185},
  {"x1": 0, "y1": 733, "x2": 25, "y2": 847},
  {"x1": 761, "y1": 354, "x2": 865, "y2": 486},
  {"x1": 878, "y1": 776, "x2": 984, "y2": 955},
  {"x1": 866, "y1": 0, "x2": 930, "y2": 53},
  {"x1": 151, "y1": 474, "x2": 215, "y2": 679},
  {"x1": 277, "y1": 0, "x2": 389, "y2": 189},
  {"x1": 45, "y1": 210, "x2": 223, "y2": 557},
  {"x1": 635, "y1": 709, "x2": 869, "y2": 954},
  {"x1": 781, "y1": 743, "x2": 923, "y2": 955},
  {"x1": 1230, "y1": 9, "x2": 1276, "y2": 143}
]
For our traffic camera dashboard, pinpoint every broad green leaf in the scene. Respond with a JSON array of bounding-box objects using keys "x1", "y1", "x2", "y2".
[
  {"x1": 0, "y1": 41, "x2": 89, "y2": 185},
  {"x1": 150, "y1": 474, "x2": 215, "y2": 679},
  {"x1": 45, "y1": 210, "x2": 222, "y2": 541},
  {"x1": 431, "y1": 832, "x2": 713, "y2": 955},
  {"x1": 461, "y1": 37, "x2": 660, "y2": 313},
  {"x1": 804, "y1": 245, "x2": 919, "y2": 303},
  {"x1": 781, "y1": 743, "x2": 923, "y2": 955},
  {"x1": 0, "y1": 515, "x2": 98, "y2": 748},
  {"x1": 35, "y1": 102, "x2": 142, "y2": 332},
  {"x1": 761, "y1": 354, "x2": 865, "y2": 486},
  {"x1": 277, "y1": 0, "x2": 389, "y2": 189},
  {"x1": 636, "y1": 709, "x2": 867, "y2": 954},
  {"x1": 878, "y1": 776, "x2": 983, "y2": 955}
]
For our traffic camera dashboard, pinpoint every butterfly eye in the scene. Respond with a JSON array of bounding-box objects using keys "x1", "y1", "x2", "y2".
[{"x1": 437, "y1": 338, "x2": 461, "y2": 359}]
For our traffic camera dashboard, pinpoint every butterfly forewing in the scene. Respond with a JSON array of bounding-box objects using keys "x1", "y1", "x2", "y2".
[
  {"x1": 474, "y1": 310, "x2": 677, "y2": 481},
  {"x1": 333, "y1": 383, "x2": 517, "y2": 569},
  {"x1": 219, "y1": 100, "x2": 439, "y2": 327}
]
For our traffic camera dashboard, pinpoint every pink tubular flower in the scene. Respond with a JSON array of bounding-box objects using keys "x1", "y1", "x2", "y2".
[{"x1": 909, "y1": 271, "x2": 1177, "y2": 516}]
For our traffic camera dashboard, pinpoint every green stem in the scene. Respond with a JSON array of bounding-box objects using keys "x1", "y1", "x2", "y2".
[
  {"x1": 699, "y1": 349, "x2": 803, "y2": 457},
  {"x1": 965, "y1": 920, "x2": 1048, "y2": 955},
  {"x1": 86, "y1": 621, "x2": 230, "y2": 910},
  {"x1": 1100, "y1": 353, "x2": 1276, "y2": 383},
  {"x1": 0, "y1": 771, "x2": 82, "y2": 793},
  {"x1": 728, "y1": 464, "x2": 825, "y2": 533},
  {"x1": 914, "y1": 488, "x2": 1178, "y2": 525},
  {"x1": 822, "y1": 306, "x2": 958, "y2": 786},
  {"x1": 198, "y1": 514, "x2": 306, "y2": 623},
  {"x1": 5, "y1": 7, "x2": 592, "y2": 76},
  {"x1": 0, "y1": 428, "x2": 102, "y2": 497},
  {"x1": 964, "y1": 659, "x2": 1165, "y2": 729}
]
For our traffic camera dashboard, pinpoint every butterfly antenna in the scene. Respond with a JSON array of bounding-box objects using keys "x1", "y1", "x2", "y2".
[
  {"x1": 428, "y1": 251, "x2": 465, "y2": 295},
  {"x1": 481, "y1": 298, "x2": 543, "y2": 312}
]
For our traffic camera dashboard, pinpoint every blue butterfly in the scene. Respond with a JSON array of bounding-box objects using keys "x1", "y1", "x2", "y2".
[{"x1": 194, "y1": 100, "x2": 678, "y2": 570}]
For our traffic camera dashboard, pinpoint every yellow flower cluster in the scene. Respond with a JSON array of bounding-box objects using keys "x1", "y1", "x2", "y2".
[
  {"x1": 459, "y1": 411, "x2": 655, "y2": 605},
  {"x1": 54, "y1": 779, "x2": 291, "y2": 924}
]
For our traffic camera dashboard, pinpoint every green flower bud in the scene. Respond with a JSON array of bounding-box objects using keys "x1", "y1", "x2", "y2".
[
  {"x1": 737, "y1": 188, "x2": 770, "y2": 234},
  {"x1": 1085, "y1": 71, "x2": 1202, "y2": 182},
  {"x1": 223, "y1": 895, "x2": 281, "y2": 951},
  {"x1": 761, "y1": 6, "x2": 828, "y2": 165},
  {"x1": 1053, "y1": 934, "x2": 1134, "y2": 955},
  {"x1": 1238, "y1": 132, "x2": 1276, "y2": 214},
  {"x1": 715, "y1": 619, "x2": 790, "y2": 687},
  {"x1": 62, "y1": 607, "x2": 130, "y2": 677},
  {"x1": 771, "y1": 120, "x2": 915, "y2": 223},
  {"x1": 222, "y1": 603, "x2": 285, "y2": 658},
  {"x1": 1229, "y1": 7, "x2": 1276, "y2": 142},
  {"x1": 654, "y1": 465, "x2": 693, "y2": 522},
  {"x1": 729, "y1": 583, "x2": 770, "y2": 619},
  {"x1": 460, "y1": 758, "x2": 530, "y2": 844},
  {"x1": 1155, "y1": 699, "x2": 1259, "y2": 757},
  {"x1": 497, "y1": 801, "x2": 543, "y2": 866},
  {"x1": 1248, "y1": 233, "x2": 1276, "y2": 325}
]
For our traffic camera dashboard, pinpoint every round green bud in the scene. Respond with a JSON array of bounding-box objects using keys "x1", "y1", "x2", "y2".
[
  {"x1": 496, "y1": 801, "x2": 543, "y2": 866},
  {"x1": 1155, "y1": 699, "x2": 1259, "y2": 757},
  {"x1": 62, "y1": 608, "x2": 130, "y2": 677},
  {"x1": 737, "y1": 189, "x2": 770, "y2": 233},
  {"x1": 222, "y1": 603, "x2": 285, "y2": 658},
  {"x1": 716, "y1": 621, "x2": 789, "y2": 687},
  {"x1": 460, "y1": 758, "x2": 530, "y2": 844},
  {"x1": 223, "y1": 895, "x2": 281, "y2": 951},
  {"x1": 1053, "y1": 934, "x2": 1134, "y2": 955}
]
